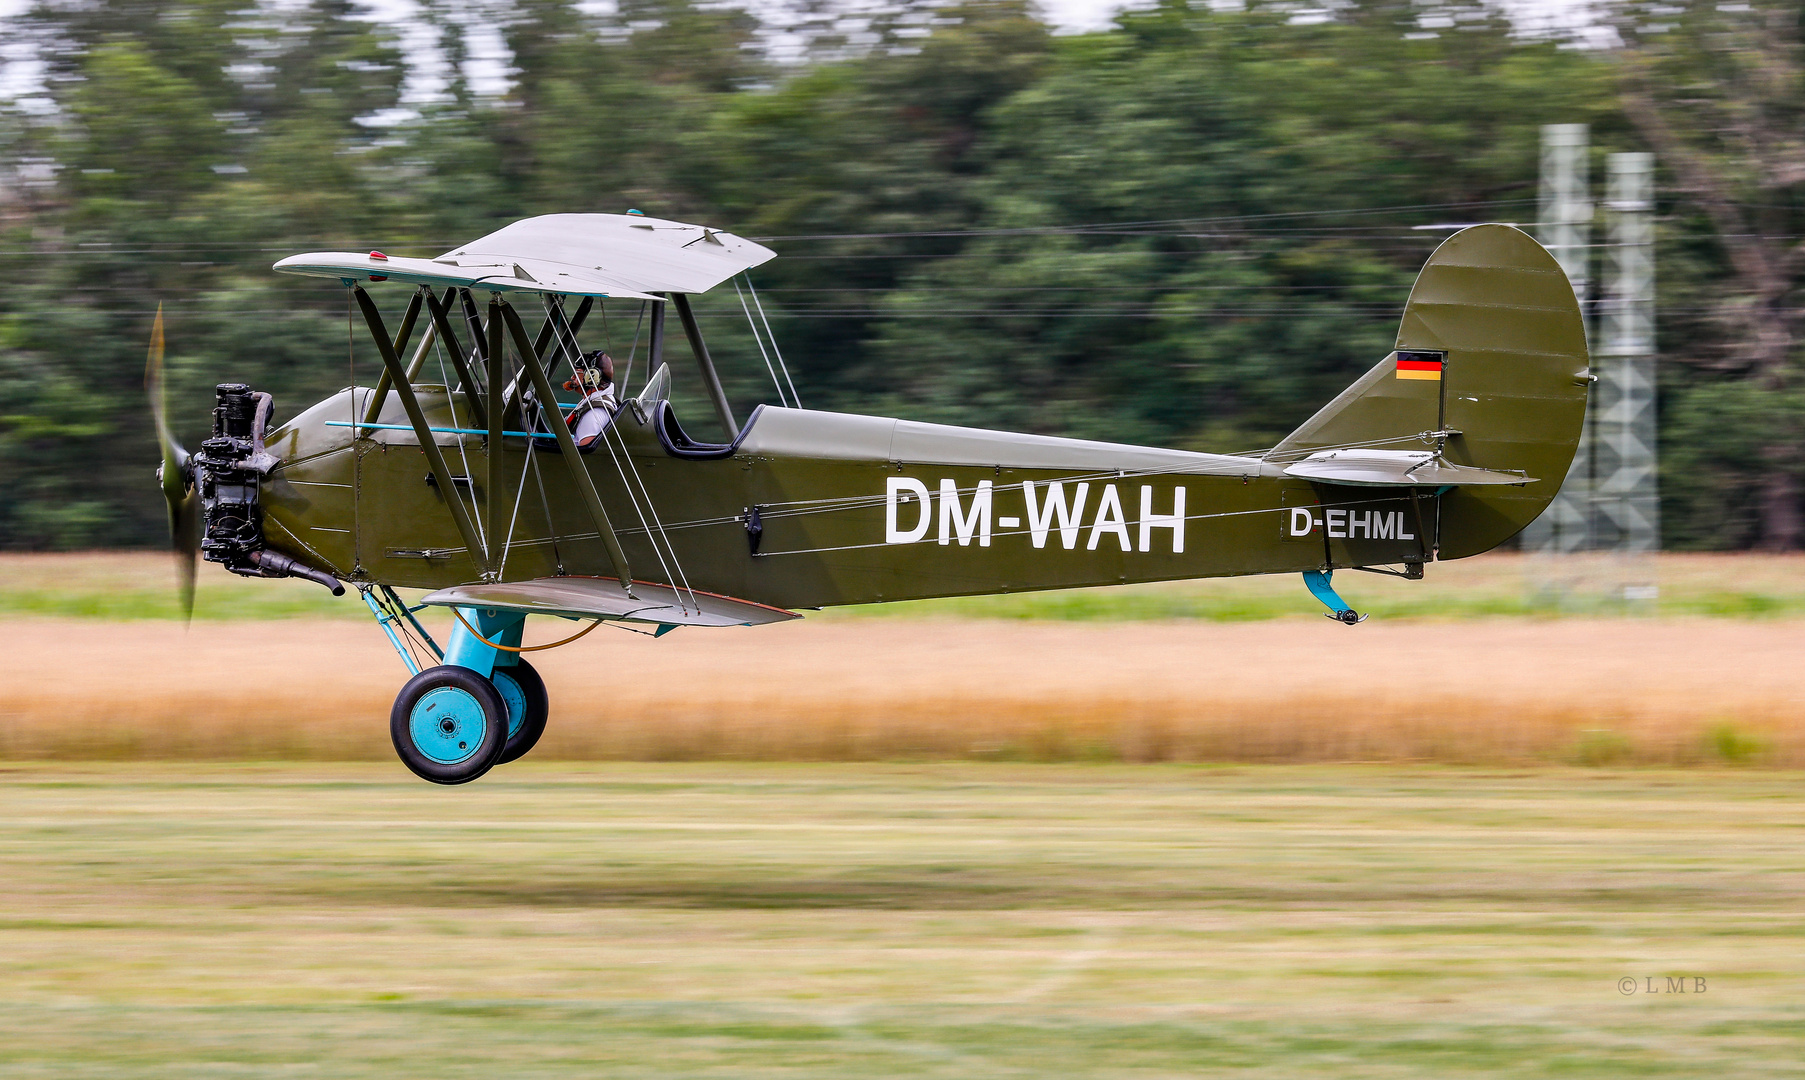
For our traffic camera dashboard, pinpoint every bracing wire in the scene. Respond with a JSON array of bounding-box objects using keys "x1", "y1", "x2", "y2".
[
  {"x1": 544, "y1": 304, "x2": 696, "y2": 612},
  {"x1": 492, "y1": 482, "x2": 1425, "y2": 566},
  {"x1": 618, "y1": 301, "x2": 646, "y2": 394},
  {"x1": 593, "y1": 340, "x2": 701, "y2": 609},
  {"x1": 527, "y1": 442, "x2": 564, "y2": 574},
  {"x1": 603, "y1": 621, "x2": 671, "y2": 638},
  {"x1": 745, "y1": 275, "x2": 799, "y2": 408},
  {"x1": 735, "y1": 276, "x2": 791, "y2": 409},
  {"x1": 603, "y1": 383, "x2": 702, "y2": 610},
  {"x1": 509, "y1": 306, "x2": 563, "y2": 577},
  {"x1": 371, "y1": 585, "x2": 434, "y2": 672},
  {"x1": 592, "y1": 420, "x2": 683, "y2": 607},
  {"x1": 604, "y1": 416, "x2": 701, "y2": 613},
  {"x1": 524, "y1": 419, "x2": 1450, "y2": 543},
  {"x1": 656, "y1": 426, "x2": 1452, "y2": 531},
  {"x1": 431, "y1": 308, "x2": 486, "y2": 554},
  {"x1": 497, "y1": 436, "x2": 536, "y2": 579},
  {"x1": 490, "y1": 299, "x2": 573, "y2": 585}
]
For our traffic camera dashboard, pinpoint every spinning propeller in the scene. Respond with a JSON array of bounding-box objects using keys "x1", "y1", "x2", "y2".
[{"x1": 145, "y1": 305, "x2": 200, "y2": 621}]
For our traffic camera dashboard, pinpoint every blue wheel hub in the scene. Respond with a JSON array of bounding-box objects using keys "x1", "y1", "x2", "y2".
[
  {"x1": 491, "y1": 669, "x2": 527, "y2": 740},
  {"x1": 409, "y1": 686, "x2": 488, "y2": 765}
]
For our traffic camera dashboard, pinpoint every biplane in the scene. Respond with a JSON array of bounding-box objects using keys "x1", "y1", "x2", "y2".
[{"x1": 148, "y1": 215, "x2": 1588, "y2": 783}]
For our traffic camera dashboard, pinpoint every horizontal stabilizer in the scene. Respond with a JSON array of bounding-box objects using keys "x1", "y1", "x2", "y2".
[
  {"x1": 1283, "y1": 449, "x2": 1532, "y2": 487},
  {"x1": 420, "y1": 577, "x2": 800, "y2": 628}
]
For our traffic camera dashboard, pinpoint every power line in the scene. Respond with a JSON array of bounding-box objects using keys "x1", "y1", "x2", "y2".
[
  {"x1": 747, "y1": 197, "x2": 1541, "y2": 241},
  {"x1": 0, "y1": 197, "x2": 1542, "y2": 259}
]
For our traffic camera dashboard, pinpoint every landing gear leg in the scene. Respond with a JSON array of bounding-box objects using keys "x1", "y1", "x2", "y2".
[{"x1": 441, "y1": 607, "x2": 550, "y2": 766}]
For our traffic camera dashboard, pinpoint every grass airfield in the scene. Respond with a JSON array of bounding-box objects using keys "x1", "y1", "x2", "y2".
[
  {"x1": 2, "y1": 763, "x2": 1802, "y2": 1077},
  {"x1": 4, "y1": 551, "x2": 1805, "y2": 1074}
]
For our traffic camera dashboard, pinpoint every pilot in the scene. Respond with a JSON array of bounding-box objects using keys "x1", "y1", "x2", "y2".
[{"x1": 562, "y1": 351, "x2": 617, "y2": 449}]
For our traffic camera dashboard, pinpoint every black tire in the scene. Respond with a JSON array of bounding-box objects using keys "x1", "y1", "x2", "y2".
[
  {"x1": 390, "y1": 666, "x2": 510, "y2": 785},
  {"x1": 491, "y1": 658, "x2": 550, "y2": 765}
]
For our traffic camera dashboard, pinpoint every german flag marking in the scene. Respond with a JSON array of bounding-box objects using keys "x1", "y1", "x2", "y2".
[{"x1": 1395, "y1": 352, "x2": 1443, "y2": 381}]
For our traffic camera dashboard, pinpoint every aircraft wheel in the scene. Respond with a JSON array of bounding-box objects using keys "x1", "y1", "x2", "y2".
[
  {"x1": 492, "y1": 658, "x2": 549, "y2": 765},
  {"x1": 390, "y1": 666, "x2": 509, "y2": 785}
]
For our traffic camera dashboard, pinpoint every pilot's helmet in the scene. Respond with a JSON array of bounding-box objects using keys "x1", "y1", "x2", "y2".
[{"x1": 563, "y1": 352, "x2": 613, "y2": 393}]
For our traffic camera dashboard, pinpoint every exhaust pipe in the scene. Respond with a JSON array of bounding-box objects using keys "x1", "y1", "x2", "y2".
[{"x1": 249, "y1": 549, "x2": 346, "y2": 596}]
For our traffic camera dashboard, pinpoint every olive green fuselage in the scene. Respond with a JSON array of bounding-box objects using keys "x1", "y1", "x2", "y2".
[{"x1": 260, "y1": 387, "x2": 1437, "y2": 609}]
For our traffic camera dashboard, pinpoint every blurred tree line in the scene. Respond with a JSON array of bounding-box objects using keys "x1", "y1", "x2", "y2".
[{"x1": 0, "y1": 0, "x2": 1797, "y2": 550}]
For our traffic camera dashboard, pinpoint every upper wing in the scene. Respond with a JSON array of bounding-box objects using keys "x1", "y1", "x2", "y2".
[{"x1": 273, "y1": 213, "x2": 777, "y2": 298}]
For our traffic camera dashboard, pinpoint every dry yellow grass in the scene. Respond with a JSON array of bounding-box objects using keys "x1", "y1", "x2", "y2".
[{"x1": 6, "y1": 614, "x2": 1800, "y2": 764}]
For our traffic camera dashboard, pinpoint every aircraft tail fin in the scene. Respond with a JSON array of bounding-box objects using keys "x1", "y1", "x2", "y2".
[{"x1": 1268, "y1": 224, "x2": 1590, "y2": 559}]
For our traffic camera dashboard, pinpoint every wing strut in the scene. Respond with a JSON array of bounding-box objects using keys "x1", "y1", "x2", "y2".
[
  {"x1": 361, "y1": 287, "x2": 425, "y2": 425},
  {"x1": 483, "y1": 293, "x2": 593, "y2": 421},
  {"x1": 498, "y1": 298, "x2": 635, "y2": 592},
  {"x1": 485, "y1": 294, "x2": 507, "y2": 559},
  {"x1": 671, "y1": 293, "x2": 737, "y2": 440},
  {"x1": 502, "y1": 294, "x2": 593, "y2": 419},
  {"x1": 352, "y1": 285, "x2": 492, "y2": 577},
  {"x1": 422, "y1": 288, "x2": 485, "y2": 427},
  {"x1": 648, "y1": 295, "x2": 666, "y2": 388},
  {"x1": 460, "y1": 289, "x2": 489, "y2": 364}
]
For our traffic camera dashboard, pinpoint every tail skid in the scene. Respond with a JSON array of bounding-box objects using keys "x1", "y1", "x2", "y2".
[{"x1": 1303, "y1": 570, "x2": 1369, "y2": 625}]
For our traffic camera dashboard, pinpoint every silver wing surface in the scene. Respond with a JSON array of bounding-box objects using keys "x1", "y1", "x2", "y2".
[
  {"x1": 273, "y1": 213, "x2": 777, "y2": 298},
  {"x1": 420, "y1": 577, "x2": 800, "y2": 628}
]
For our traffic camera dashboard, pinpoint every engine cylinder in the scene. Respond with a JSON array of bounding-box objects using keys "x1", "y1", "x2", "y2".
[
  {"x1": 213, "y1": 383, "x2": 256, "y2": 439},
  {"x1": 197, "y1": 383, "x2": 267, "y2": 572}
]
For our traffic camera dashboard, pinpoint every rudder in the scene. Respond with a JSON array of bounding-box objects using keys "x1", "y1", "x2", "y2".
[{"x1": 1269, "y1": 224, "x2": 1590, "y2": 559}]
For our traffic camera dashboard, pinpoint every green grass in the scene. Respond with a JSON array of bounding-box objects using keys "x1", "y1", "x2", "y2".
[
  {"x1": 834, "y1": 553, "x2": 1805, "y2": 622},
  {"x1": 8, "y1": 550, "x2": 1805, "y2": 622},
  {"x1": 0, "y1": 763, "x2": 1801, "y2": 1076},
  {"x1": 837, "y1": 582, "x2": 1543, "y2": 621},
  {"x1": 878, "y1": 586, "x2": 1805, "y2": 621},
  {"x1": 0, "y1": 583, "x2": 360, "y2": 620},
  {"x1": 0, "y1": 552, "x2": 364, "y2": 620}
]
